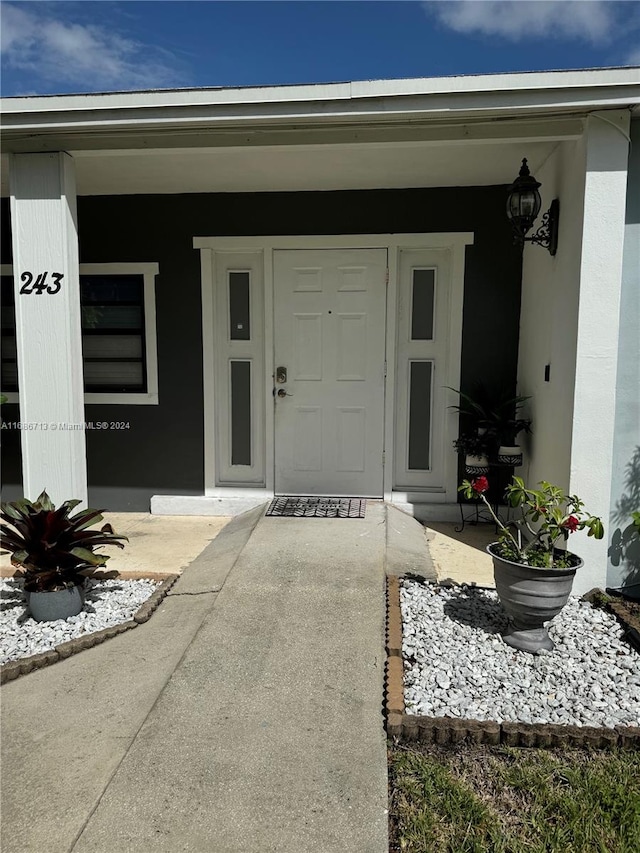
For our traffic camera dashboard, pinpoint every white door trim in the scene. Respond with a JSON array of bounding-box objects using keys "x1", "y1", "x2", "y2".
[{"x1": 196, "y1": 232, "x2": 473, "y2": 500}]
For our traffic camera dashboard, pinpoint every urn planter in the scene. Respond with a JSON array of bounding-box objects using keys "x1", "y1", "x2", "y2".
[
  {"x1": 26, "y1": 583, "x2": 85, "y2": 622},
  {"x1": 497, "y1": 445, "x2": 523, "y2": 466},
  {"x1": 487, "y1": 544, "x2": 581, "y2": 653},
  {"x1": 465, "y1": 454, "x2": 490, "y2": 476}
]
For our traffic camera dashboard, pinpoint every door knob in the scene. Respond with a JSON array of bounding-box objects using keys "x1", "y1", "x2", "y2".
[{"x1": 277, "y1": 388, "x2": 288, "y2": 398}]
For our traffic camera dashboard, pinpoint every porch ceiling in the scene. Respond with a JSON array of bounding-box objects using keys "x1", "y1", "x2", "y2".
[{"x1": 1, "y1": 138, "x2": 559, "y2": 195}]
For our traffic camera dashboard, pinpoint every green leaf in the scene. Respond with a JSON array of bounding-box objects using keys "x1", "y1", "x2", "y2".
[
  {"x1": 34, "y1": 490, "x2": 54, "y2": 511},
  {"x1": 10, "y1": 550, "x2": 29, "y2": 566},
  {"x1": 69, "y1": 547, "x2": 107, "y2": 567},
  {"x1": 57, "y1": 499, "x2": 83, "y2": 518},
  {"x1": 68, "y1": 508, "x2": 105, "y2": 532},
  {"x1": 458, "y1": 480, "x2": 477, "y2": 500},
  {"x1": 587, "y1": 518, "x2": 605, "y2": 540},
  {"x1": 0, "y1": 528, "x2": 26, "y2": 550},
  {"x1": 0, "y1": 500, "x2": 33, "y2": 521}
]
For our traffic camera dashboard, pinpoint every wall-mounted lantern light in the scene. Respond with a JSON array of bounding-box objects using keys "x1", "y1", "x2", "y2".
[{"x1": 506, "y1": 158, "x2": 559, "y2": 255}]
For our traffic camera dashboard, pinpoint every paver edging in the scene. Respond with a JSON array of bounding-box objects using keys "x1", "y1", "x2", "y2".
[
  {"x1": 0, "y1": 574, "x2": 178, "y2": 685},
  {"x1": 385, "y1": 575, "x2": 640, "y2": 750},
  {"x1": 607, "y1": 599, "x2": 640, "y2": 654}
]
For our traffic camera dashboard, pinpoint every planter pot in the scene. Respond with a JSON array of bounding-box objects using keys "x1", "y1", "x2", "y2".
[
  {"x1": 465, "y1": 454, "x2": 490, "y2": 476},
  {"x1": 487, "y1": 544, "x2": 581, "y2": 653},
  {"x1": 497, "y1": 445, "x2": 523, "y2": 466},
  {"x1": 26, "y1": 584, "x2": 85, "y2": 622}
]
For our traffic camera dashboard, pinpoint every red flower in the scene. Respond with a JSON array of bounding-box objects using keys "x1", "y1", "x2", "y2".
[
  {"x1": 471, "y1": 476, "x2": 489, "y2": 494},
  {"x1": 563, "y1": 515, "x2": 579, "y2": 532}
]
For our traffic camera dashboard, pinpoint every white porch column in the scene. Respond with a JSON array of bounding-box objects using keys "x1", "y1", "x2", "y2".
[
  {"x1": 9, "y1": 152, "x2": 87, "y2": 507},
  {"x1": 570, "y1": 110, "x2": 630, "y2": 595}
]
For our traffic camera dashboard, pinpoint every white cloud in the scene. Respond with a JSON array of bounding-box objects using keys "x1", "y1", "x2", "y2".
[
  {"x1": 1, "y1": 2, "x2": 187, "y2": 92},
  {"x1": 425, "y1": 1, "x2": 617, "y2": 44}
]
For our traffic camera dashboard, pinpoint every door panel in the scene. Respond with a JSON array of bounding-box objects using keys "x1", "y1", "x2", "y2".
[
  {"x1": 274, "y1": 249, "x2": 387, "y2": 496},
  {"x1": 394, "y1": 249, "x2": 452, "y2": 490}
]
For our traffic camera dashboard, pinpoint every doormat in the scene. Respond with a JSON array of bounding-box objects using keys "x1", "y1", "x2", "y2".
[{"x1": 266, "y1": 497, "x2": 366, "y2": 518}]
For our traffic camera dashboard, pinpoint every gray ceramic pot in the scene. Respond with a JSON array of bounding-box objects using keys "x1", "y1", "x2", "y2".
[
  {"x1": 26, "y1": 584, "x2": 85, "y2": 622},
  {"x1": 487, "y1": 544, "x2": 581, "y2": 653}
]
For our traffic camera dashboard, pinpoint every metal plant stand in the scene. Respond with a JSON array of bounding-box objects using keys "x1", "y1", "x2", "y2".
[{"x1": 456, "y1": 462, "x2": 515, "y2": 533}]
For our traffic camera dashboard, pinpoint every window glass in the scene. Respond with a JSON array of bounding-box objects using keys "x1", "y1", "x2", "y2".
[
  {"x1": 229, "y1": 271, "x2": 251, "y2": 340},
  {"x1": 408, "y1": 361, "x2": 433, "y2": 470},
  {"x1": 411, "y1": 269, "x2": 435, "y2": 341},
  {"x1": 230, "y1": 360, "x2": 252, "y2": 465},
  {"x1": 0, "y1": 277, "x2": 17, "y2": 390},
  {"x1": 80, "y1": 275, "x2": 146, "y2": 393},
  {"x1": 0, "y1": 274, "x2": 148, "y2": 394}
]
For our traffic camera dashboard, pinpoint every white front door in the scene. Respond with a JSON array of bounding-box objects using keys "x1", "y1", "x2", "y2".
[{"x1": 273, "y1": 249, "x2": 387, "y2": 496}]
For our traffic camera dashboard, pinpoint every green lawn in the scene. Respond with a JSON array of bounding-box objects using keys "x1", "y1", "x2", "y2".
[{"x1": 388, "y1": 743, "x2": 640, "y2": 853}]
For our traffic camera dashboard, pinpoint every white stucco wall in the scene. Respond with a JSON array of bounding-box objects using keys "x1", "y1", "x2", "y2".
[
  {"x1": 517, "y1": 111, "x2": 631, "y2": 595},
  {"x1": 608, "y1": 118, "x2": 640, "y2": 595},
  {"x1": 516, "y1": 138, "x2": 586, "y2": 494}
]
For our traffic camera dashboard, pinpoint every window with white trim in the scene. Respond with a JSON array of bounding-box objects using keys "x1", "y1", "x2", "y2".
[
  {"x1": 394, "y1": 250, "x2": 452, "y2": 490},
  {"x1": 212, "y1": 252, "x2": 265, "y2": 485},
  {"x1": 0, "y1": 263, "x2": 159, "y2": 404}
]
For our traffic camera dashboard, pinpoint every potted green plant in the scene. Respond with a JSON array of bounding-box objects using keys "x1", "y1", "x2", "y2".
[
  {"x1": 0, "y1": 490, "x2": 128, "y2": 622},
  {"x1": 491, "y1": 409, "x2": 532, "y2": 466},
  {"x1": 459, "y1": 475, "x2": 604, "y2": 653},
  {"x1": 448, "y1": 385, "x2": 532, "y2": 465},
  {"x1": 453, "y1": 433, "x2": 491, "y2": 475},
  {"x1": 495, "y1": 418, "x2": 532, "y2": 466}
]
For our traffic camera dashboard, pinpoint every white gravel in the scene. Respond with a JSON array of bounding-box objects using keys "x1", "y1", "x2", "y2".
[
  {"x1": 401, "y1": 579, "x2": 640, "y2": 729},
  {"x1": 0, "y1": 577, "x2": 160, "y2": 665}
]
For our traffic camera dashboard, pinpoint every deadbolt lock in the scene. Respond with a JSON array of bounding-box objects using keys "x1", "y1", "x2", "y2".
[{"x1": 276, "y1": 366, "x2": 287, "y2": 383}]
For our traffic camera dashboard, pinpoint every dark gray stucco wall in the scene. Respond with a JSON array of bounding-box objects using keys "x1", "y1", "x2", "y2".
[
  {"x1": 607, "y1": 120, "x2": 640, "y2": 596},
  {"x1": 1, "y1": 186, "x2": 522, "y2": 510}
]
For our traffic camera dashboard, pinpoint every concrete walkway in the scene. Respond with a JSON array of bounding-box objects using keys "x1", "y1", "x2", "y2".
[{"x1": 1, "y1": 502, "x2": 435, "y2": 853}]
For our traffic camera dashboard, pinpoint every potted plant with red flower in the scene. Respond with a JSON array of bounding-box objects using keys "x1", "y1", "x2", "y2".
[{"x1": 459, "y1": 475, "x2": 604, "y2": 653}]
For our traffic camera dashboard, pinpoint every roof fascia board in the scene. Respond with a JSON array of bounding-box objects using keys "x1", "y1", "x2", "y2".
[
  {"x1": 2, "y1": 116, "x2": 586, "y2": 155},
  {"x1": 2, "y1": 88, "x2": 637, "y2": 137},
  {"x1": 2, "y1": 67, "x2": 638, "y2": 114},
  {"x1": 1, "y1": 72, "x2": 637, "y2": 154}
]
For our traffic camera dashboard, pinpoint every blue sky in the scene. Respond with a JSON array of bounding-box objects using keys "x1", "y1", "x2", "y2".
[{"x1": 1, "y1": 1, "x2": 639, "y2": 97}]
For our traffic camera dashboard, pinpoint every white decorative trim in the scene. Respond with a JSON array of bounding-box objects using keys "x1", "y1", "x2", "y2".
[
  {"x1": 1, "y1": 262, "x2": 159, "y2": 405},
  {"x1": 200, "y1": 249, "x2": 216, "y2": 494},
  {"x1": 195, "y1": 233, "x2": 473, "y2": 500},
  {"x1": 383, "y1": 248, "x2": 399, "y2": 501},
  {"x1": 263, "y1": 248, "x2": 276, "y2": 494},
  {"x1": 194, "y1": 234, "x2": 474, "y2": 251},
  {"x1": 204, "y1": 251, "x2": 265, "y2": 488},
  {"x1": 392, "y1": 247, "x2": 466, "y2": 501}
]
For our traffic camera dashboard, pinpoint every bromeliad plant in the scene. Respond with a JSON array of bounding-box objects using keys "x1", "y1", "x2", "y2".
[
  {"x1": 459, "y1": 475, "x2": 604, "y2": 568},
  {"x1": 0, "y1": 490, "x2": 128, "y2": 592}
]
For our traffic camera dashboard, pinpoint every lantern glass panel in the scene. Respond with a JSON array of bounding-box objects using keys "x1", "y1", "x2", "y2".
[
  {"x1": 519, "y1": 189, "x2": 541, "y2": 219},
  {"x1": 507, "y1": 194, "x2": 521, "y2": 220}
]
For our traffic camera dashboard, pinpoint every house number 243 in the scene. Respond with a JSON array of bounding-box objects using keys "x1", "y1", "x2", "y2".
[{"x1": 19, "y1": 271, "x2": 63, "y2": 295}]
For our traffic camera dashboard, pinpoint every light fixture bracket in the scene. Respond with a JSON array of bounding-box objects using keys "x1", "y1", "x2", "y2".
[{"x1": 524, "y1": 198, "x2": 559, "y2": 256}]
